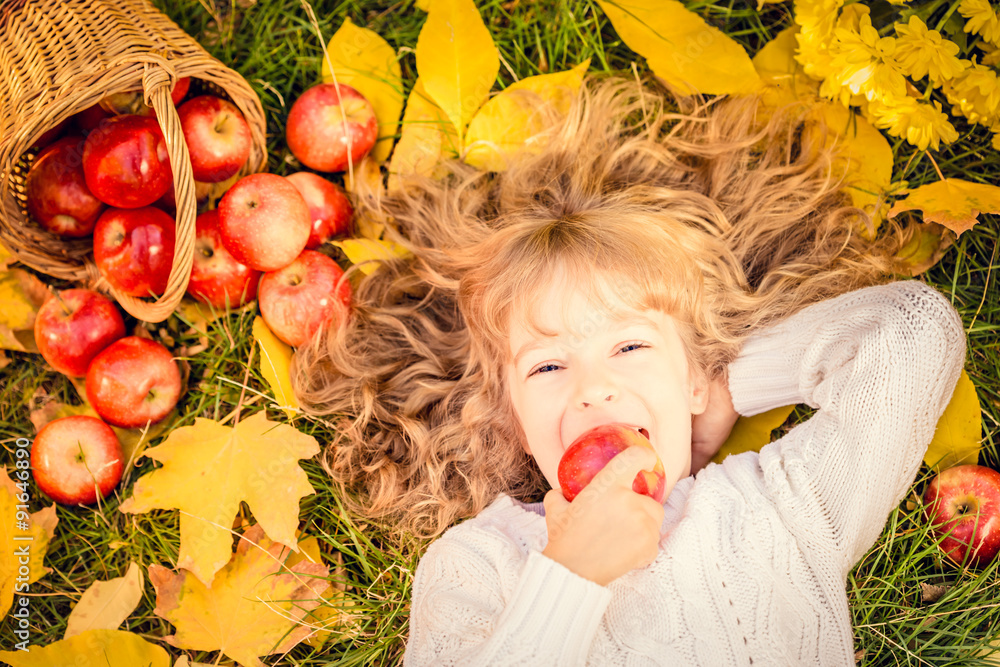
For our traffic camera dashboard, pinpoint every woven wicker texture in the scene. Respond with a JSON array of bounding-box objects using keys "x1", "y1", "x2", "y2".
[{"x1": 0, "y1": 0, "x2": 267, "y2": 322}]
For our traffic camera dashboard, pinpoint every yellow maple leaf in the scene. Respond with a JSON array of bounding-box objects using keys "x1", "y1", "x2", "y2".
[
  {"x1": 752, "y1": 26, "x2": 819, "y2": 109},
  {"x1": 321, "y1": 17, "x2": 404, "y2": 163},
  {"x1": 712, "y1": 405, "x2": 797, "y2": 464},
  {"x1": 331, "y1": 237, "x2": 412, "y2": 276},
  {"x1": 387, "y1": 77, "x2": 460, "y2": 190},
  {"x1": 889, "y1": 178, "x2": 1000, "y2": 237},
  {"x1": 0, "y1": 267, "x2": 47, "y2": 353},
  {"x1": 925, "y1": 369, "x2": 982, "y2": 472},
  {"x1": 893, "y1": 220, "x2": 954, "y2": 277},
  {"x1": 415, "y1": 0, "x2": 499, "y2": 150},
  {"x1": 118, "y1": 413, "x2": 320, "y2": 585},
  {"x1": 290, "y1": 537, "x2": 357, "y2": 648},
  {"x1": 0, "y1": 467, "x2": 57, "y2": 621},
  {"x1": 465, "y1": 60, "x2": 591, "y2": 171},
  {"x1": 0, "y1": 629, "x2": 170, "y2": 667},
  {"x1": 150, "y1": 524, "x2": 330, "y2": 667},
  {"x1": 252, "y1": 316, "x2": 298, "y2": 418},
  {"x1": 64, "y1": 562, "x2": 143, "y2": 639},
  {"x1": 596, "y1": 0, "x2": 760, "y2": 95}
]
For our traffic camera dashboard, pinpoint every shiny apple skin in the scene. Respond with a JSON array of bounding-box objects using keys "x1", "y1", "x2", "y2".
[
  {"x1": 34, "y1": 289, "x2": 126, "y2": 377},
  {"x1": 83, "y1": 114, "x2": 173, "y2": 208},
  {"x1": 285, "y1": 172, "x2": 354, "y2": 248},
  {"x1": 258, "y1": 250, "x2": 351, "y2": 347},
  {"x1": 31, "y1": 118, "x2": 70, "y2": 150},
  {"x1": 31, "y1": 415, "x2": 123, "y2": 505},
  {"x1": 170, "y1": 76, "x2": 191, "y2": 106},
  {"x1": 217, "y1": 173, "x2": 310, "y2": 271},
  {"x1": 285, "y1": 83, "x2": 377, "y2": 172},
  {"x1": 187, "y1": 209, "x2": 261, "y2": 309},
  {"x1": 26, "y1": 136, "x2": 105, "y2": 237},
  {"x1": 73, "y1": 104, "x2": 112, "y2": 135},
  {"x1": 85, "y1": 336, "x2": 182, "y2": 428},
  {"x1": 93, "y1": 207, "x2": 176, "y2": 297},
  {"x1": 925, "y1": 464, "x2": 1000, "y2": 568},
  {"x1": 178, "y1": 95, "x2": 252, "y2": 183},
  {"x1": 557, "y1": 423, "x2": 667, "y2": 503}
]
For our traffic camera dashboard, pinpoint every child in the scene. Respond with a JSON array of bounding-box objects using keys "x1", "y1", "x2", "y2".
[{"x1": 293, "y1": 78, "x2": 966, "y2": 664}]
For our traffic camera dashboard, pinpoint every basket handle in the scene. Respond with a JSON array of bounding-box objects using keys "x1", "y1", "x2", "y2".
[{"x1": 108, "y1": 60, "x2": 196, "y2": 323}]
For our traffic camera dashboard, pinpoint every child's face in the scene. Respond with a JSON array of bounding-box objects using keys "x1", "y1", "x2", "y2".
[{"x1": 505, "y1": 269, "x2": 709, "y2": 498}]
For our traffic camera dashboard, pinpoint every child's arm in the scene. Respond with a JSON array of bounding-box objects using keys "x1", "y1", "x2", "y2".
[{"x1": 726, "y1": 281, "x2": 966, "y2": 570}]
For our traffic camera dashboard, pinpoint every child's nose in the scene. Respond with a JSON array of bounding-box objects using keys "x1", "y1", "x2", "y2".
[{"x1": 573, "y1": 367, "x2": 618, "y2": 408}]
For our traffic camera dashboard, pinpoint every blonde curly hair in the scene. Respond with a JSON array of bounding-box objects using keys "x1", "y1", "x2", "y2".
[{"x1": 292, "y1": 76, "x2": 908, "y2": 539}]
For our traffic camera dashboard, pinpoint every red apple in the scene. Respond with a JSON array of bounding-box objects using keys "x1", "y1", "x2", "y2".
[
  {"x1": 187, "y1": 209, "x2": 261, "y2": 309},
  {"x1": 34, "y1": 289, "x2": 126, "y2": 377},
  {"x1": 178, "y1": 95, "x2": 252, "y2": 183},
  {"x1": 31, "y1": 415, "x2": 123, "y2": 505},
  {"x1": 557, "y1": 424, "x2": 666, "y2": 503},
  {"x1": 285, "y1": 83, "x2": 377, "y2": 172},
  {"x1": 31, "y1": 118, "x2": 70, "y2": 150},
  {"x1": 925, "y1": 464, "x2": 1000, "y2": 568},
  {"x1": 285, "y1": 172, "x2": 354, "y2": 247},
  {"x1": 26, "y1": 136, "x2": 105, "y2": 237},
  {"x1": 73, "y1": 104, "x2": 112, "y2": 135},
  {"x1": 170, "y1": 76, "x2": 191, "y2": 106},
  {"x1": 93, "y1": 207, "x2": 176, "y2": 297},
  {"x1": 258, "y1": 250, "x2": 351, "y2": 347},
  {"x1": 86, "y1": 336, "x2": 182, "y2": 428},
  {"x1": 217, "y1": 173, "x2": 310, "y2": 271},
  {"x1": 83, "y1": 114, "x2": 173, "y2": 208}
]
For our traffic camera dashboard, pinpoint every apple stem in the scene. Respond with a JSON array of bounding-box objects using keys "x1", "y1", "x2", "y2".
[{"x1": 48, "y1": 286, "x2": 72, "y2": 317}]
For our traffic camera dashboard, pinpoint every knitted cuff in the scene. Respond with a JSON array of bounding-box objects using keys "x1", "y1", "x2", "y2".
[{"x1": 727, "y1": 326, "x2": 805, "y2": 417}]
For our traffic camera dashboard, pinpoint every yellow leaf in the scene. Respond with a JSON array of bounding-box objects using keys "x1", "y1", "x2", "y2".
[
  {"x1": 150, "y1": 524, "x2": 329, "y2": 667},
  {"x1": 0, "y1": 268, "x2": 47, "y2": 352},
  {"x1": 596, "y1": 0, "x2": 760, "y2": 95},
  {"x1": 0, "y1": 239, "x2": 13, "y2": 269},
  {"x1": 287, "y1": 537, "x2": 357, "y2": 649},
  {"x1": 752, "y1": 26, "x2": 819, "y2": 108},
  {"x1": 889, "y1": 178, "x2": 1000, "y2": 237},
  {"x1": 64, "y1": 562, "x2": 143, "y2": 639},
  {"x1": 331, "y1": 237, "x2": 412, "y2": 276},
  {"x1": 0, "y1": 629, "x2": 171, "y2": 667},
  {"x1": 465, "y1": 60, "x2": 590, "y2": 171},
  {"x1": 343, "y1": 155, "x2": 385, "y2": 196},
  {"x1": 894, "y1": 220, "x2": 954, "y2": 277},
  {"x1": 712, "y1": 405, "x2": 796, "y2": 464},
  {"x1": 0, "y1": 467, "x2": 57, "y2": 620},
  {"x1": 321, "y1": 17, "x2": 405, "y2": 162},
  {"x1": 387, "y1": 78, "x2": 460, "y2": 190},
  {"x1": 252, "y1": 317, "x2": 298, "y2": 418},
  {"x1": 924, "y1": 370, "x2": 981, "y2": 472},
  {"x1": 415, "y1": 0, "x2": 499, "y2": 149},
  {"x1": 119, "y1": 413, "x2": 320, "y2": 585}
]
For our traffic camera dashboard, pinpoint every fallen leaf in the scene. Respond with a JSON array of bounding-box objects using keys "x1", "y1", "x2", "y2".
[
  {"x1": 596, "y1": 0, "x2": 760, "y2": 95},
  {"x1": 343, "y1": 155, "x2": 385, "y2": 196},
  {"x1": 0, "y1": 467, "x2": 57, "y2": 620},
  {"x1": 0, "y1": 350, "x2": 9, "y2": 370},
  {"x1": 0, "y1": 629, "x2": 171, "y2": 666},
  {"x1": 119, "y1": 413, "x2": 319, "y2": 586},
  {"x1": 752, "y1": 25, "x2": 819, "y2": 110},
  {"x1": 150, "y1": 524, "x2": 329, "y2": 667},
  {"x1": 0, "y1": 268, "x2": 47, "y2": 353},
  {"x1": 712, "y1": 404, "x2": 797, "y2": 464},
  {"x1": 920, "y1": 581, "x2": 950, "y2": 603},
  {"x1": 415, "y1": 0, "x2": 499, "y2": 150},
  {"x1": 894, "y1": 220, "x2": 954, "y2": 277},
  {"x1": 465, "y1": 60, "x2": 590, "y2": 171},
  {"x1": 290, "y1": 537, "x2": 356, "y2": 648},
  {"x1": 252, "y1": 316, "x2": 298, "y2": 418},
  {"x1": 64, "y1": 562, "x2": 143, "y2": 639},
  {"x1": 330, "y1": 237, "x2": 412, "y2": 276},
  {"x1": 173, "y1": 658, "x2": 218, "y2": 667},
  {"x1": 387, "y1": 78, "x2": 460, "y2": 190},
  {"x1": 889, "y1": 178, "x2": 1000, "y2": 236},
  {"x1": 924, "y1": 369, "x2": 981, "y2": 472},
  {"x1": 321, "y1": 17, "x2": 405, "y2": 162}
]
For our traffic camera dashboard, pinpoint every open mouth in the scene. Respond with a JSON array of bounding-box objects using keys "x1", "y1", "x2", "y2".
[{"x1": 630, "y1": 426, "x2": 650, "y2": 441}]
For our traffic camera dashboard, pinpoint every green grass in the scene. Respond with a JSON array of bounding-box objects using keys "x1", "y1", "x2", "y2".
[{"x1": 2, "y1": 0, "x2": 1000, "y2": 664}]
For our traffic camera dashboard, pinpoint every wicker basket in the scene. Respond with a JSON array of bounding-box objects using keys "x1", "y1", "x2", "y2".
[{"x1": 0, "y1": 0, "x2": 267, "y2": 322}]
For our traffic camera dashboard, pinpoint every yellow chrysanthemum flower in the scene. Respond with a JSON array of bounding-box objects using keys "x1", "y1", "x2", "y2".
[
  {"x1": 982, "y1": 43, "x2": 1000, "y2": 67},
  {"x1": 828, "y1": 15, "x2": 907, "y2": 101},
  {"x1": 794, "y1": 0, "x2": 846, "y2": 78},
  {"x1": 959, "y1": 0, "x2": 1000, "y2": 46},
  {"x1": 894, "y1": 15, "x2": 965, "y2": 82},
  {"x1": 944, "y1": 61, "x2": 1000, "y2": 128},
  {"x1": 867, "y1": 96, "x2": 960, "y2": 150}
]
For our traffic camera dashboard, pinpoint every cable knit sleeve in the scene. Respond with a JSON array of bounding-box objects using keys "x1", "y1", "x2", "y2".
[{"x1": 726, "y1": 281, "x2": 966, "y2": 572}]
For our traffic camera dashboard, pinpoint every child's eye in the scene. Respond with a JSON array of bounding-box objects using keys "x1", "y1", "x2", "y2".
[
  {"x1": 617, "y1": 342, "x2": 648, "y2": 354},
  {"x1": 528, "y1": 363, "x2": 561, "y2": 377}
]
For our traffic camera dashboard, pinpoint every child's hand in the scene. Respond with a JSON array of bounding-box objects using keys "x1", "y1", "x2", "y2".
[
  {"x1": 542, "y1": 445, "x2": 665, "y2": 587},
  {"x1": 691, "y1": 375, "x2": 739, "y2": 473}
]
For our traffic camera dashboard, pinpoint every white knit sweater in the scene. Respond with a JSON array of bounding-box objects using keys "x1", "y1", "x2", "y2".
[{"x1": 405, "y1": 282, "x2": 966, "y2": 666}]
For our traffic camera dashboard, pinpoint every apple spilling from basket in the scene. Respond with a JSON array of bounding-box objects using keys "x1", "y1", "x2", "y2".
[{"x1": 26, "y1": 79, "x2": 376, "y2": 507}]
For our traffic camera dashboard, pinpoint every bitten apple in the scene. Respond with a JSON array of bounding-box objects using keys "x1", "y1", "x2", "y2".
[
  {"x1": 34, "y1": 289, "x2": 126, "y2": 377},
  {"x1": 31, "y1": 415, "x2": 123, "y2": 505},
  {"x1": 26, "y1": 136, "x2": 105, "y2": 237},
  {"x1": 285, "y1": 172, "x2": 354, "y2": 248},
  {"x1": 925, "y1": 464, "x2": 1000, "y2": 568},
  {"x1": 83, "y1": 114, "x2": 172, "y2": 208},
  {"x1": 285, "y1": 83, "x2": 377, "y2": 172},
  {"x1": 187, "y1": 209, "x2": 261, "y2": 309},
  {"x1": 557, "y1": 423, "x2": 667, "y2": 503},
  {"x1": 86, "y1": 336, "x2": 182, "y2": 428},
  {"x1": 178, "y1": 95, "x2": 252, "y2": 183},
  {"x1": 93, "y1": 207, "x2": 176, "y2": 297},
  {"x1": 217, "y1": 173, "x2": 311, "y2": 271},
  {"x1": 258, "y1": 250, "x2": 351, "y2": 347}
]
